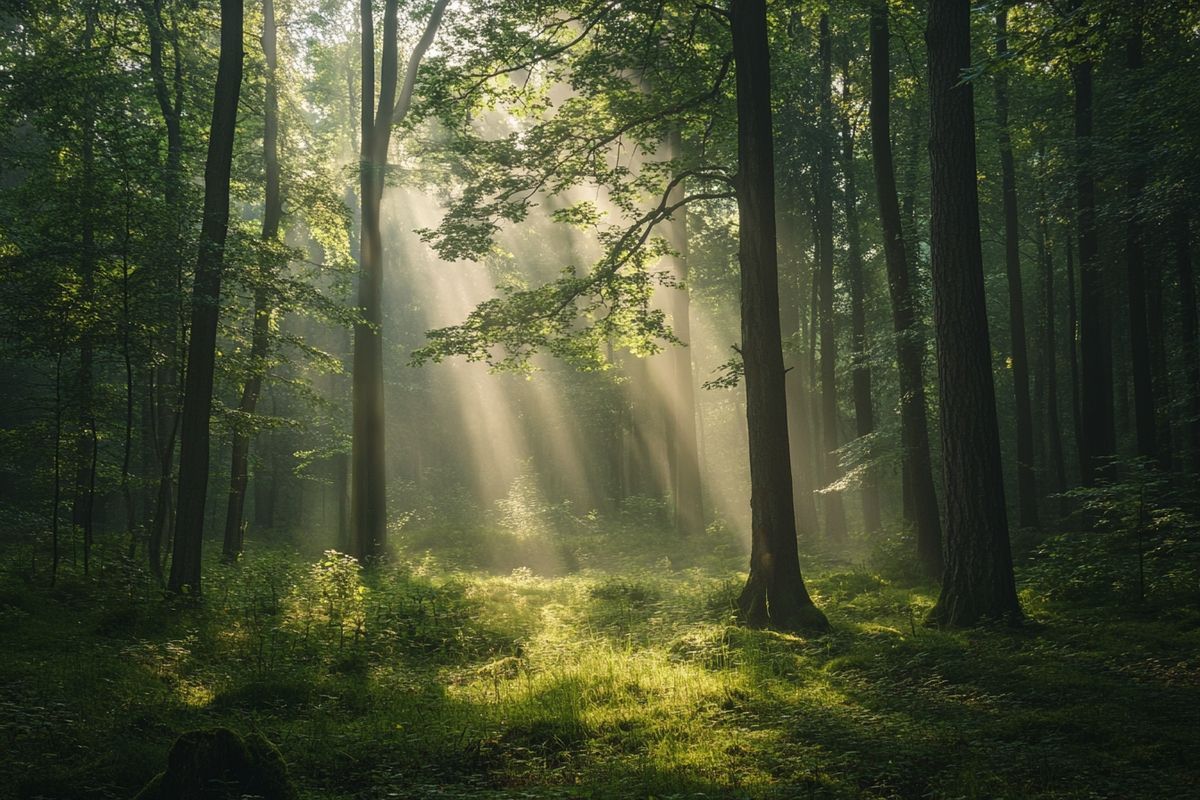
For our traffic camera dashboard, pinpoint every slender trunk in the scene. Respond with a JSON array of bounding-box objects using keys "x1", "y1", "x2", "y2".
[
  {"x1": 994, "y1": 7, "x2": 1038, "y2": 527},
  {"x1": 816, "y1": 14, "x2": 846, "y2": 542},
  {"x1": 664, "y1": 129, "x2": 705, "y2": 537},
  {"x1": 1175, "y1": 209, "x2": 1200, "y2": 471},
  {"x1": 869, "y1": 0, "x2": 941, "y2": 574},
  {"x1": 1065, "y1": 236, "x2": 1085, "y2": 485},
  {"x1": 1123, "y1": 10, "x2": 1158, "y2": 465},
  {"x1": 73, "y1": 9, "x2": 98, "y2": 572},
  {"x1": 781, "y1": 223, "x2": 820, "y2": 538},
  {"x1": 841, "y1": 56, "x2": 881, "y2": 534},
  {"x1": 926, "y1": 0, "x2": 1020, "y2": 626},
  {"x1": 51, "y1": 352, "x2": 63, "y2": 587},
  {"x1": 1073, "y1": 33, "x2": 1115, "y2": 486},
  {"x1": 1037, "y1": 165, "x2": 1067, "y2": 503},
  {"x1": 224, "y1": 0, "x2": 281, "y2": 561},
  {"x1": 731, "y1": 0, "x2": 828, "y2": 633},
  {"x1": 168, "y1": 0, "x2": 246, "y2": 594},
  {"x1": 121, "y1": 168, "x2": 137, "y2": 553},
  {"x1": 351, "y1": 0, "x2": 448, "y2": 561},
  {"x1": 1146, "y1": 238, "x2": 1173, "y2": 470}
]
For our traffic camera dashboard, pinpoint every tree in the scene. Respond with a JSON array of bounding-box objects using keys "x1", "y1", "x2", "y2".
[
  {"x1": 814, "y1": 13, "x2": 846, "y2": 542},
  {"x1": 168, "y1": 0, "x2": 246, "y2": 594},
  {"x1": 223, "y1": 0, "x2": 282, "y2": 561},
  {"x1": 351, "y1": 0, "x2": 448, "y2": 562},
  {"x1": 840, "y1": 54, "x2": 882, "y2": 535},
  {"x1": 925, "y1": 0, "x2": 1020, "y2": 626},
  {"x1": 731, "y1": 0, "x2": 828, "y2": 633},
  {"x1": 868, "y1": 0, "x2": 941, "y2": 575},
  {"x1": 993, "y1": 5, "x2": 1038, "y2": 528}
]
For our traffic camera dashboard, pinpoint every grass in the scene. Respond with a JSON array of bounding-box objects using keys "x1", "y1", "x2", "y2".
[{"x1": 0, "y1": 525, "x2": 1197, "y2": 799}]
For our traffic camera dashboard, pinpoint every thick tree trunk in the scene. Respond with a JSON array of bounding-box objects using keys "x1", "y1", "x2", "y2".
[
  {"x1": 168, "y1": 0, "x2": 245, "y2": 594},
  {"x1": 223, "y1": 0, "x2": 281, "y2": 561},
  {"x1": 816, "y1": 14, "x2": 847, "y2": 542},
  {"x1": 869, "y1": 0, "x2": 942, "y2": 574},
  {"x1": 1073, "y1": 44, "x2": 1115, "y2": 485},
  {"x1": 731, "y1": 0, "x2": 828, "y2": 634},
  {"x1": 994, "y1": 8, "x2": 1038, "y2": 527},
  {"x1": 926, "y1": 0, "x2": 1020, "y2": 626},
  {"x1": 841, "y1": 57, "x2": 882, "y2": 535},
  {"x1": 664, "y1": 129, "x2": 705, "y2": 537}
]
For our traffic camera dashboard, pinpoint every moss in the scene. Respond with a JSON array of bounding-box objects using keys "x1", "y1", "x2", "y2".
[{"x1": 132, "y1": 728, "x2": 297, "y2": 800}]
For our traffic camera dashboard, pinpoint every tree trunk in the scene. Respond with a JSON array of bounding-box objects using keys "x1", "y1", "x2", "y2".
[
  {"x1": 1037, "y1": 164, "x2": 1067, "y2": 503},
  {"x1": 664, "y1": 128, "x2": 705, "y2": 537},
  {"x1": 1175, "y1": 208, "x2": 1200, "y2": 472},
  {"x1": 223, "y1": 0, "x2": 281, "y2": 561},
  {"x1": 731, "y1": 0, "x2": 828, "y2": 634},
  {"x1": 1073, "y1": 32, "x2": 1115, "y2": 486},
  {"x1": 1123, "y1": 11, "x2": 1158, "y2": 466},
  {"x1": 841, "y1": 56, "x2": 882, "y2": 535},
  {"x1": 1065, "y1": 236, "x2": 1085, "y2": 485},
  {"x1": 168, "y1": 0, "x2": 245, "y2": 594},
  {"x1": 816, "y1": 13, "x2": 847, "y2": 542},
  {"x1": 869, "y1": 0, "x2": 942, "y2": 575},
  {"x1": 926, "y1": 0, "x2": 1020, "y2": 626},
  {"x1": 994, "y1": 7, "x2": 1038, "y2": 527},
  {"x1": 351, "y1": 0, "x2": 448, "y2": 561}
]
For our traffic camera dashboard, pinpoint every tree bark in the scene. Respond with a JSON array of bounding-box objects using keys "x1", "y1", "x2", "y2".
[
  {"x1": 732, "y1": 0, "x2": 828, "y2": 634},
  {"x1": 925, "y1": 0, "x2": 1020, "y2": 626},
  {"x1": 223, "y1": 0, "x2": 281, "y2": 561},
  {"x1": 1037, "y1": 163, "x2": 1067, "y2": 503},
  {"x1": 869, "y1": 0, "x2": 942, "y2": 574},
  {"x1": 816, "y1": 13, "x2": 847, "y2": 542},
  {"x1": 840, "y1": 56, "x2": 882, "y2": 535},
  {"x1": 351, "y1": 0, "x2": 448, "y2": 561},
  {"x1": 994, "y1": 7, "x2": 1038, "y2": 527},
  {"x1": 168, "y1": 0, "x2": 245, "y2": 594}
]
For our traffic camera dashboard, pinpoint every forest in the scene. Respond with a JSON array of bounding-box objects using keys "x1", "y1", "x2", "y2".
[{"x1": 1, "y1": 0, "x2": 1198, "y2": 796}]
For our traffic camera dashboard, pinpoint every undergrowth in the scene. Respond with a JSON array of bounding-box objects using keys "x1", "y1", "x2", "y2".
[{"x1": 0, "y1": 522, "x2": 1197, "y2": 799}]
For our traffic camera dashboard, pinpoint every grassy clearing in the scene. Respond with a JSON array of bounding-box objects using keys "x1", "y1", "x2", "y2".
[{"x1": 1, "y1": 529, "x2": 1197, "y2": 799}]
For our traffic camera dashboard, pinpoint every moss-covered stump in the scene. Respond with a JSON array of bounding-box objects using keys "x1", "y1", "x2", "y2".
[{"x1": 134, "y1": 728, "x2": 297, "y2": 800}]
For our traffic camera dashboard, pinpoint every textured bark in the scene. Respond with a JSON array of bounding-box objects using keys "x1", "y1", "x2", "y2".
[
  {"x1": 925, "y1": 0, "x2": 1020, "y2": 626},
  {"x1": 224, "y1": 0, "x2": 281, "y2": 561},
  {"x1": 731, "y1": 0, "x2": 828, "y2": 634},
  {"x1": 168, "y1": 0, "x2": 245, "y2": 594},
  {"x1": 1073, "y1": 37, "x2": 1115, "y2": 485},
  {"x1": 1037, "y1": 169, "x2": 1067, "y2": 502},
  {"x1": 351, "y1": 0, "x2": 448, "y2": 561},
  {"x1": 840, "y1": 57, "x2": 882, "y2": 534},
  {"x1": 815, "y1": 14, "x2": 847, "y2": 542},
  {"x1": 994, "y1": 7, "x2": 1038, "y2": 527},
  {"x1": 664, "y1": 128, "x2": 705, "y2": 537},
  {"x1": 869, "y1": 0, "x2": 941, "y2": 574}
]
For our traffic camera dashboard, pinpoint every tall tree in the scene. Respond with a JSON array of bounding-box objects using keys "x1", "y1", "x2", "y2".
[
  {"x1": 731, "y1": 0, "x2": 828, "y2": 633},
  {"x1": 1037, "y1": 156, "x2": 1067, "y2": 502},
  {"x1": 1123, "y1": 3, "x2": 1158, "y2": 466},
  {"x1": 993, "y1": 5, "x2": 1038, "y2": 527},
  {"x1": 815, "y1": 13, "x2": 846, "y2": 541},
  {"x1": 664, "y1": 128, "x2": 705, "y2": 538},
  {"x1": 840, "y1": 55, "x2": 881, "y2": 534},
  {"x1": 351, "y1": 0, "x2": 448, "y2": 561},
  {"x1": 868, "y1": 0, "x2": 942, "y2": 575},
  {"x1": 223, "y1": 0, "x2": 282, "y2": 561},
  {"x1": 925, "y1": 0, "x2": 1020, "y2": 626},
  {"x1": 1072, "y1": 7, "x2": 1115, "y2": 486},
  {"x1": 1176, "y1": 209, "x2": 1200, "y2": 471},
  {"x1": 167, "y1": 0, "x2": 246, "y2": 594}
]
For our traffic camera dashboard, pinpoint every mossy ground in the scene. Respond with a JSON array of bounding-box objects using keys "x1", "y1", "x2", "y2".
[{"x1": 1, "y1": 526, "x2": 1197, "y2": 799}]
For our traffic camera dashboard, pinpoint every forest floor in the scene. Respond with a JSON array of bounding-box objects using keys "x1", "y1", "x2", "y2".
[{"x1": 1, "y1": 524, "x2": 1198, "y2": 799}]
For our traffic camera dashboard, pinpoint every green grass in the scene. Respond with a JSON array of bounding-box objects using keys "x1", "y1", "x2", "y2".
[{"x1": 1, "y1": 530, "x2": 1197, "y2": 799}]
